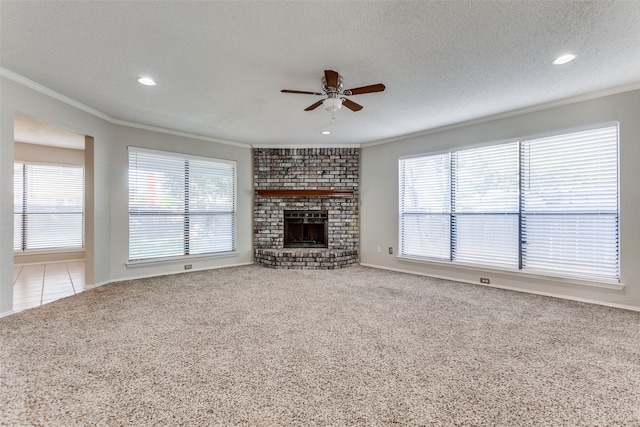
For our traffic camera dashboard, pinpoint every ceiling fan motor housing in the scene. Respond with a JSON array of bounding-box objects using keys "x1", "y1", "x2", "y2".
[{"x1": 322, "y1": 75, "x2": 343, "y2": 94}]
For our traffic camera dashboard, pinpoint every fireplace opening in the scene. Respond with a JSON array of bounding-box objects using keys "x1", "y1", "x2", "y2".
[{"x1": 284, "y1": 210, "x2": 328, "y2": 248}]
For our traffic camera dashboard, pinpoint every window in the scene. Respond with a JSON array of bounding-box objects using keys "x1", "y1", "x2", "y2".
[
  {"x1": 452, "y1": 143, "x2": 520, "y2": 268},
  {"x1": 520, "y1": 127, "x2": 619, "y2": 280},
  {"x1": 399, "y1": 153, "x2": 451, "y2": 260},
  {"x1": 128, "y1": 147, "x2": 236, "y2": 262},
  {"x1": 14, "y1": 162, "x2": 84, "y2": 251},
  {"x1": 399, "y1": 125, "x2": 619, "y2": 282}
]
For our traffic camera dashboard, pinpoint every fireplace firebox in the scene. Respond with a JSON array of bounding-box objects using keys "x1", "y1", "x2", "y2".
[{"x1": 283, "y1": 210, "x2": 328, "y2": 248}]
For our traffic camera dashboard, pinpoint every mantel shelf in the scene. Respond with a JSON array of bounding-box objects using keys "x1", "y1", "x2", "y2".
[{"x1": 256, "y1": 189, "x2": 354, "y2": 198}]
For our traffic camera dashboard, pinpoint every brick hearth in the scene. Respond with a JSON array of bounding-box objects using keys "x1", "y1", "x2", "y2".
[
  {"x1": 255, "y1": 248, "x2": 358, "y2": 269},
  {"x1": 253, "y1": 148, "x2": 359, "y2": 269}
]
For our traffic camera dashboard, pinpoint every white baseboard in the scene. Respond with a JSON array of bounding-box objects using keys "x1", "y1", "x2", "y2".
[
  {"x1": 358, "y1": 263, "x2": 640, "y2": 313},
  {"x1": 13, "y1": 258, "x2": 85, "y2": 267},
  {"x1": 1, "y1": 262, "x2": 255, "y2": 318},
  {"x1": 0, "y1": 310, "x2": 15, "y2": 318},
  {"x1": 108, "y1": 261, "x2": 255, "y2": 284}
]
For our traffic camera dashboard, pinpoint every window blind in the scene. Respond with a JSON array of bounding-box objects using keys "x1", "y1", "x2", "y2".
[
  {"x1": 14, "y1": 163, "x2": 23, "y2": 251},
  {"x1": 452, "y1": 143, "x2": 520, "y2": 268},
  {"x1": 128, "y1": 147, "x2": 236, "y2": 261},
  {"x1": 399, "y1": 153, "x2": 451, "y2": 260},
  {"x1": 520, "y1": 126, "x2": 619, "y2": 280},
  {"x1": 14, "y1": 163, "x2": 84, "y2": 251},
  {"x1": 398, "y1": 125, "x2": 619, "y2": 282}
]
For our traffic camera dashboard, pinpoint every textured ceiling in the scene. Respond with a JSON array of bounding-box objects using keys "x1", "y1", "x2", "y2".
[{"x1": 2, "y1": 1, "x2": 640, "y2": 147}]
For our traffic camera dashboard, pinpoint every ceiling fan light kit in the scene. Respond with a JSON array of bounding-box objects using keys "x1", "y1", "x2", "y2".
[
  {"x1": 323, "y1": 97, "x2": 342, "y2": 112},
  {"x1": 281, "y1": 69, "x2": 385, "y2": 113}
]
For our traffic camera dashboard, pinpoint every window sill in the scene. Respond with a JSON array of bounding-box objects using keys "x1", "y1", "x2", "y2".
[
  {"x1": 125, "y1": 251, "x2": 239, "y2": 268},
  {"x1": 396, "y1": 255, "x2": 625, "y2": 291},
  {"x1": 14, "y1": 247, "x2": 85, "y2": 254}
]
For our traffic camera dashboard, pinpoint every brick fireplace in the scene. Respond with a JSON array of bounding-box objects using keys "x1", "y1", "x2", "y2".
[{"x1": 253, "y1": 148, "x2": 359, "y2": 269}]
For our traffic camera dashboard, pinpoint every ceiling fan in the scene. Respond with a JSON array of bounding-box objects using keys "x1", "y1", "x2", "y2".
[{"x1": 281, "y1": 69, "x2": 385, "y2": 112}]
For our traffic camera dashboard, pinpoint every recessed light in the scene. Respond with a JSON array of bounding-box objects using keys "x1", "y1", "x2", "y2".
[
  {"x1": 552, "y1": 54, "x2": 576, "y2": 65},
  {"x1": 321, "y1": 131, "x2": 331, "y2": 135},
  {"x1": 137, "y1": 77, "x2": 157, "y2": 86}
]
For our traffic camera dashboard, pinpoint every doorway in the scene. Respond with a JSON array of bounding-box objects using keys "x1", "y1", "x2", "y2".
[{"x1": 13, "y1": 114, "x2": 90, "y2": 311}]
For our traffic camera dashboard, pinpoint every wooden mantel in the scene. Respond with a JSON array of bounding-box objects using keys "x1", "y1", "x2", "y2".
[{"x1": 256, "y1": 189, "x2": 354, "y2": 198}]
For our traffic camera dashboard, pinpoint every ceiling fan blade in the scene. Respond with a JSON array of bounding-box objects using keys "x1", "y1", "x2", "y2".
[
  {"x1": 342, "y1": 98, "x2": 363, "y2": 112},
  {"x1": 281, "y1": 89, "x2": 324, "y2": 96},
  {"x1": 304, "y1": 100, "x2": 324, "y2": 111},
  {"x1": 345, "y1": 83, "x2": 386, "y2": 95},
  {"x1": 324, "y1": 70, "x2": 339, "y2": 89}
]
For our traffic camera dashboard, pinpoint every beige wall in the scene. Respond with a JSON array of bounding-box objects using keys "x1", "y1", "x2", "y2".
[
  {"x1": 1, "y1": 75, "x2": 112, "y2": 315},
  {"x1": 3, "y1": 71, "x2": 638, "y2": 315},
  {"x1": 1, "y1": 75, "x2": 253, "y2": 316},
  {"x1": 360, "y1": 89, "x2": 640, "y2": 311},
  {"x1": 108, "y1": 125, "x2": 253, "y2": 281},
  {"x1": 14, "y1": 141, "x2": 84, "y2": 165}
]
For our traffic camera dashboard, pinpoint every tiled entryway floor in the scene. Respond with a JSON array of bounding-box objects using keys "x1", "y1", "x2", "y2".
[{"x1": 13, "y1": 261, "x2": 86, "y2": 312}]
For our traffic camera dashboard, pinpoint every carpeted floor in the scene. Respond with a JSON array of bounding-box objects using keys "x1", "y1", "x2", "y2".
[{"x1": 1, "y1": 265, "x2": 639, "y2": 426}]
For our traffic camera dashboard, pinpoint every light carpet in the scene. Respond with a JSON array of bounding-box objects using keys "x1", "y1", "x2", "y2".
[{"x1": 1, "y1": 265, "x2": 639, "y2": 426}]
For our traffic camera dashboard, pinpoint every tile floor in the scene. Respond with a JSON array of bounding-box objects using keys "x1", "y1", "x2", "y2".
[{"x1": 12, "y1": 261, "x2": 86, "y2": 312}]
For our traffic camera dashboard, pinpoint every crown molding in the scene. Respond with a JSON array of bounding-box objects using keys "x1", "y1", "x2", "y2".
[
  {"x1": 110, "y1": 119, "x2": 251, "y2": 148},
  {"x1": 7, "y1": 66, "x2": 638, "y2": 151},
  {"x1": 362, "y1": 81, "x2": 640, "y2": 148},
  {"x1": 1, "y1": 67, "x2": 250, "y2": 149},
  {"x1": 1, "y1": 67, "x2": 112, "y2": 121},
  {"x1": 251, "y1": 143, "x2": 362, "y2": 149}
]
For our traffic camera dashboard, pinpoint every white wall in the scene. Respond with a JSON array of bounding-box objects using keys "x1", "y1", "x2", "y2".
[
  {"x1": 361, "y1": 89, "x2": 640, "y2": 310},
  {"x1": 108, "y1": 124, "x2": 253, "y2": 281}
]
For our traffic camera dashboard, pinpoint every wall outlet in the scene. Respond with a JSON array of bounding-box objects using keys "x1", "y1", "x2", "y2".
[
  {"x1": 480, "y1": 277, "x2": 490, "y2": 284},
  {"x1": 377, "y1": 246, "x2": 381, "y2": 253},
  {"x1": 388, "y1": 247, "x2": 393, "y2": 254},
  {"x1": 184, "y1": 264, "x2": 192, "y2": 270}
]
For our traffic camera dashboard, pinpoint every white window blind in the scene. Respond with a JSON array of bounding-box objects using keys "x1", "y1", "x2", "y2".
[
  {"x1": 521, "y1": 126, "x2": 619, "y2": 281},
  {"x1": 399, "y1": 125, "x2": 619, "y2": 282},
  {"x1": 14, "y1": 162, "x2": 84, "y2": 251},
  {"x1": 399, "y1": 154, "x2": 451, "y2": 260},
  {"x1": 14, "y1": 163, "x2": 23, "y2": 251},
  {"x1": 128, "y1": 147, "x2": 236, "y2": 261},
  {"x1": 452, "y1": 143, "x2": 520, "y2": 268}
]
